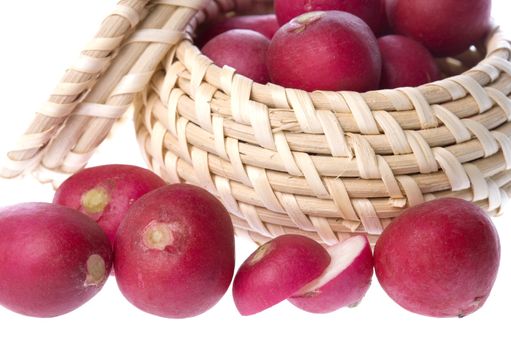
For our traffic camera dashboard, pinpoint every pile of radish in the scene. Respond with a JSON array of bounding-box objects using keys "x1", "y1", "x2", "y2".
[
  {"x1": 198, "y1": 0, "x2": 492, "y2": 91},
  {"x1": 0, "y1": 162, "x2": 502, "y2": 319},
  {"x1": 0, "y1": 0, "x2": 503, "y2": 320},
  {"x1": 0, "y1": 165, "x2": 236, "y2": 318}
]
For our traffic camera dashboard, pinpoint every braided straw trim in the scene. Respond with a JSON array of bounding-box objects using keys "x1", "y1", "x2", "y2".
[{"x1": 1, "y1": 0, "x2": 150, "y2": 178}]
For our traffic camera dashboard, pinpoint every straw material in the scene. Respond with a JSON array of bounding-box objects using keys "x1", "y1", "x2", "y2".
[
  {"x1": 3, "y1": 0, "x2": 511, "y2": 245},
  {"x1": 2, "y1": 0, "x2": 150, "y2": 178}
]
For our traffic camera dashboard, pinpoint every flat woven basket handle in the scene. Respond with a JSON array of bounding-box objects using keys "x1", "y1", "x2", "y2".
[
  {"x1": 2, "y1": 0, "x2": 251, "y2": 182},
  {"x1": 1, "y1": 0, "x2": 151, "y2": 179}
]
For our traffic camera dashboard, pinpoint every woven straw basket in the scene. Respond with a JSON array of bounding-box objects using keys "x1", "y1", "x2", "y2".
[{"x1": 3, "y1": 0, "x2": 511, "y2": 246}]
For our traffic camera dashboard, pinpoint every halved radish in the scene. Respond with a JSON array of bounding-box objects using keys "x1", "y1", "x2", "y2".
[
  {"x1": 289, "y1": 235, "x2": 373, "y2": 313},
  {"x1": 232, "y1": 234, "x2": 331, "y2": 316}
]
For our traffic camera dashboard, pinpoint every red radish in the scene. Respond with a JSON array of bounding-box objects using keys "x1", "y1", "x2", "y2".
[
  {"x1": 53, "y1": 164, "x2": 166, "y2": 247},
  {"x1": 289, "y1": 235, "x2": 373, "y2": 313},
  {"x1": 267, "y1": 11, "x2": 381, "y2": 92},
  {"x1": 275, "y1": 0, "x2": 385, "y2": 34},
  {"x1": 0, "y1": 202, "x2": 112, "y2": 317},
  {"x1": 232, "y1": 234, "x2": 331, "y2": 316},
  {"x1": 376, "y1": 0, "x2": 391, "y2": 36},
  {"x1": 386, "y1": 0, "x2": 492, "y2": 56},
  {"x1": 378, "y1": 34, "x2": 441, "y2": 88},
  {"x1": 196, "y1": 14, "x2": 279, "y2": 47},
  {"x1": 202, "y1": 29, "x2": 270, "y2": 84},
  {"x1": 114, "y1": 184, "x2": 235, "y2": 318},
  {"x1": 374, "y1": 198, "x2": 500, "y2": 318}
]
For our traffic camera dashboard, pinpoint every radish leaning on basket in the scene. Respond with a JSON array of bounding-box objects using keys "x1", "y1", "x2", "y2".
[{"x1": 53, "y1": 164, "x2": 167, "y2": 248}]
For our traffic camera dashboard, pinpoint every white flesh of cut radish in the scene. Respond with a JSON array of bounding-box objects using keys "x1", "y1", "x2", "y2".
[{"x1": 294, "y1": 235, "x2": 367, "y2": 295}]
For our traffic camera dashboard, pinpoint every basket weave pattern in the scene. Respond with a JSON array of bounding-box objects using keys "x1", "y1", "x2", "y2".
[{"x1": 3, "y1": 0, "x2": 511, "y2": 245}]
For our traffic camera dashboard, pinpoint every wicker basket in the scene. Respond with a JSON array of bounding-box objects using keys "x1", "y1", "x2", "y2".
[{"x1": 2, "y1": 0, "x2": 511, "y2": 246}]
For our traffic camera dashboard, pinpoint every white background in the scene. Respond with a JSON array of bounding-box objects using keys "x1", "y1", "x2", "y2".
[{"x1": 0, "y1": 1, "x2": 510, "y2": 349}]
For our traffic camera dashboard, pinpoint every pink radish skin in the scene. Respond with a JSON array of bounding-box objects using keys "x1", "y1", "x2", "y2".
[
  {"x1": 0, "y1": 202, "x2": 112, "y2": 317},
  {"x1": 267, "y1": 11, "x2": 381, "y2": 92},
  {"x1": 202, "y1": 29, "x2": 270, "y2": 84},
  {"x1": 275, "y1": 0, "x2": 385, "y2": 34},
  {"x1": 378, "y1": 35, "x2": 440, "y2": 88},
  {"x1": 376, "y1": 0, "x2": 391, "y2": 36},
  {"x1": 289, "y1": 235, "x2": 373, "y2": 313},
  {"x1": 374, "y1": 198, "x2": 500, "y2": 318},
  {"x1": 196, "y1": 14, "x2": 279, "y2": 47},
  {"x1": 114, "y1": 184, "x2": 235, "y2": 318},
  {"x1": 53, "y1": 164, "x2": 166, "y2": 247},
  {"x1": 232, "y1": 234, "x2": 331, "y2": 316},
  {"x1": 386, "y1": 0, "x2": 492, "y2": 56}
]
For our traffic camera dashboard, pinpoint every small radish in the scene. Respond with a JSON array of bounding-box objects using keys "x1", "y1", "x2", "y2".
[
  {"x1": 196, "y1": 14, "x2": 279, "y2": 47},
  {"x1": 232, "y1": 234, "x2": 331, "y2": 316},
  {"x1": 378, "y1": 34, "x2": 440, "y2": 88},
  {"x1": 374, "y1": 198, "x2": 500, "y2": 318},
  {"x1": 386, "y1": 0, "x2": 492, "y2": 56},
  {"x1": 53, "y1": 164, "x2": 166, "y2": 247},
  {"x1": 114, "y1": 184, "x2": 235, "y2": 318},
  {"x1": 289, "y1": 235, "x2": 373, "y2": 313},
  {"x1": 275, "y1": 0, "x2": 385, "y2": 35},
  {"x1": 202, "y1": 29, "x2": 270, "y2": 84},
  {"x1": 0, "y1": 202, "x2": 112, "y2": 317},
  {"x1": 267, "y1": 11, "x2": 381, "y2": 92}
]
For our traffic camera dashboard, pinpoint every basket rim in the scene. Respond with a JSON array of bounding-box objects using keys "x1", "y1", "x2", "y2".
[{"x1": 179, "y1": 24, "x2": 510, "y2": 112}]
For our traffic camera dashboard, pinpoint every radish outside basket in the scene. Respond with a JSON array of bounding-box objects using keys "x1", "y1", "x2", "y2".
[{"x1": 3, "y1": 0, "x2": 511, "y2": 246}]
